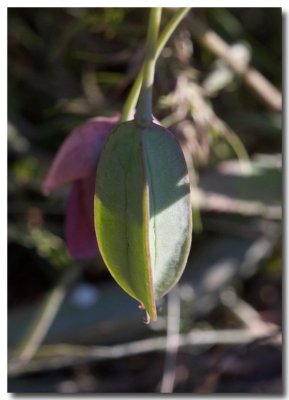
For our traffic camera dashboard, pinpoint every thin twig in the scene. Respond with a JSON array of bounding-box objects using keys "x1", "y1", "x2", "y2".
[
  {"x1": 8, "y1": 325, "x2": 279, "y2": 377},
  {"x1": 223, "y1": 292, "x2": 278, "y2": 334},
  {"x1": 160, "y1": 286, "x2": 181, "y2": 393},
  {"x1": 189, "y1": 16, "x2": 282, "y2": 112},
  {"x1": 8, "y1": 264, "x2": 81, "y2": 373}
]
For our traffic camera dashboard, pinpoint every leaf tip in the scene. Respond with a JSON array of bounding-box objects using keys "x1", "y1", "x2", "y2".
[
  {"x1": 144, "y1": 311, "x2": 151, "y2": 325},
  {"x1": 138, "y1": 302, "x2": 157, "y2": 324}
]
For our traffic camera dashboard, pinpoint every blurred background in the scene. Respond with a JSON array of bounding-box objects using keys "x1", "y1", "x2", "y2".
[{"x1": 8, "y1": 8, "x2": 282, "y2": 394}]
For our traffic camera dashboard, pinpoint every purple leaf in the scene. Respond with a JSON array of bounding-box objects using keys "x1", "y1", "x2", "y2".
[
  {"x1": 42, "y1": 114, "x2": 119, "y2": 195},
  {"x1": 42, "y1": 114, "x2": 120, "y2": 259},
  {"x1": 65, "y1": 173, "x2": 99, "y2": 259}
]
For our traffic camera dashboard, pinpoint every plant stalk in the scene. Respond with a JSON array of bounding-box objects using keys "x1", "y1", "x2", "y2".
[
  {"x1": 135, "y1": 8, "x2": 162, "y2": 126},
  {"x1": 121, "y1": 8, "x2": 190, "y2": 122}
]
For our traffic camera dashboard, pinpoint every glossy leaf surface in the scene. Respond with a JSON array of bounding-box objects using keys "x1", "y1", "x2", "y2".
[{"x1": 94, "y1": 121, "x2": 192, "y2": 320}]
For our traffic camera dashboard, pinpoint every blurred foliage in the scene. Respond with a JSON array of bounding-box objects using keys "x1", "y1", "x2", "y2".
[{"x1": 8, "y1": 8, "x2": 282, "y2": 394}]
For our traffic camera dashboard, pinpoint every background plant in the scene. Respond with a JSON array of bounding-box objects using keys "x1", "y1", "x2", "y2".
[{"x1": 8, "y1": 8, "x2": 282, "y2": 394}]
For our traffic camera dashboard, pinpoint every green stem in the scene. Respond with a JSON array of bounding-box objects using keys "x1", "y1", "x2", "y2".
[
  {"x1": 220, "y1": 128, "x2": 250, "y2": 162},
  {"x1": 121, "y1": 8, "x2": 190, "y2": 122},
  {"x1": 156, "y1": 8, "x2": 190, "y2": 60},
  {"x1": 192, "y1": 206, "x2": 203, "y2": 234},
  {"x1": 135, "y1": 8, "x2": 162, "y2": 126}
]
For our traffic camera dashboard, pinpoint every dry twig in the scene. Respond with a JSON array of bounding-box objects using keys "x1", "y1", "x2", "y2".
[
  {"x1": 189, "y1": 17, "x2": 282, "y2": 112},
  {"x1": 9, "y1": 325, "x2": 279, "y2": 377},
  {"x1": 160, "y1": 286, "x2": 181, "y2": 393}
]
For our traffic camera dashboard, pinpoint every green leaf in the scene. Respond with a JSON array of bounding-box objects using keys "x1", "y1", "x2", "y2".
[{"x1": 94, "y1": 121, "x2": 192, "y2": 321}]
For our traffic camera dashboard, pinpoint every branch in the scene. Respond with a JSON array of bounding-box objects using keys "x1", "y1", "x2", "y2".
[
  {"x1": 189, "y1": 16, "x2": 282, "y2": 112},
  {"x1": 9, "y1": 325, "x2": 279, "y2": 377},
  {"x1": 160, "y1": 285, "x2": 181, "y2": 393}
]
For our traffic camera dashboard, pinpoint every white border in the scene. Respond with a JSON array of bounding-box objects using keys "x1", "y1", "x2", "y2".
[
  {"x1": 2, "y1": 1, "x2": 289, "y2": 6},
  {"x1": 2, "y1": 3, "x2": 287, "y2": 400}
]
